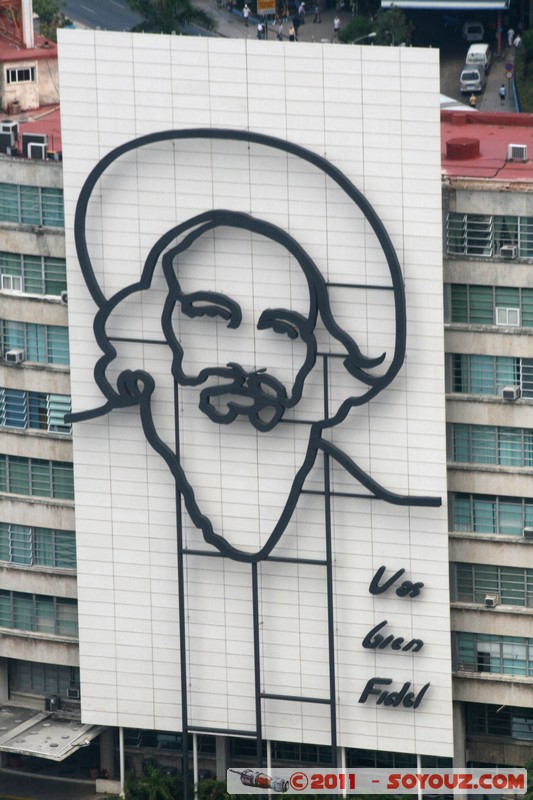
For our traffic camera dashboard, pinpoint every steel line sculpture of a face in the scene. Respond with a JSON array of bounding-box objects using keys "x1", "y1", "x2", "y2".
[{"x1": 68, "y1": 129, "x2": 440, "y2": 564}]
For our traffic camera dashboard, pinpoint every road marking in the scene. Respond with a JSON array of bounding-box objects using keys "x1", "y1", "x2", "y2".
[{"x1": 80, "y1": 4, "x2": 96, "y2": 12}]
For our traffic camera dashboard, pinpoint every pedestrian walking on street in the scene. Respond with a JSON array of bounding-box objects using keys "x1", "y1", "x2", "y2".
[
  {"x1": 289, "y1": 22, "x2": 295, "y2": 39},
  {"x1": 333, "y1": 14, "x2": 340, "y2": 40},
  {"x1": 500, "y1": 83, "x2": 506, "y2": 104},
  {"x1": 507, "y1": 27, "x2": 515, "y2": 47},
  {"x1": 513, "y1": 33, "x2": 522, "y2": 47},
  {"x1": 277, "y1": 21, "x2": 284, "y2": 38},
  {"x1": 257, "y1": 20, "x2": 264, "y2": 37},
  {"x1": 298, "y1": 1, "x2": 306, "y2": 23},
  {"x1": 243, "y1": 3, "x2": 250, "y2": 25},
  {"x1": 469, "y1": 93, "x2": 477, "y2": 109},
  {"x1": 313, "y1": 3, "x2": 321, "y2": 22},
  {"x1": 292, "y1": 12, "x2": 301, "y2": 38}
]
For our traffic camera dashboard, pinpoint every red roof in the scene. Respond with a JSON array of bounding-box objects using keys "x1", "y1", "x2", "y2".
[
  {"x1": 441, "y1": 110, "x2": 533, "y2": 180},
  {"x1": 0, "y1": 32, "x2": 57, "y2": 63}
]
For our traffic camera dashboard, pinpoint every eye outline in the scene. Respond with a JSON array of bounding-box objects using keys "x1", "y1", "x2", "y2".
[
  {"x1": 257, "y1": 308, "x2": 308, "y2": 340},
  {"x1": 179, "y1": 291, "x2": 242, "y2": 329}
]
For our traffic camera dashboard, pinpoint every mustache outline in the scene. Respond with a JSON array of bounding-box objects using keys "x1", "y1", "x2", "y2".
[{"x1": 198, "y1": 362, "x2": 289, "y2": 432}]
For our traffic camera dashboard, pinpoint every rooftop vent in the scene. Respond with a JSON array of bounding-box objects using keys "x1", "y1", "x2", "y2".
[
  {"x1": 446, "y1": 137, "x2": 480, "y2": 160},
  {"x1": 507, "y1": 144, "x2": 528, "y2": 162}
]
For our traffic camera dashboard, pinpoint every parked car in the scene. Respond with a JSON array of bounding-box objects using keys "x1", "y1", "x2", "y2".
[
  {"x1": 465, "y1": 42, "x2": 492, "y2": 72},
  {"x1": 462, "y1": 21, "x2": 485, "y2": 42},
  {"x1": 460, "y1": 64, "x2": 485, "y2": 93}
]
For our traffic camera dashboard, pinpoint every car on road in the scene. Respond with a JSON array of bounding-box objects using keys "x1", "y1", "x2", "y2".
[
  {"x1": 460, "y1": 64, "x2": 486, "y2": 93},
  {"x1": 466, "y1": 42, "x2": 492, "y2": 73},
  {"x1": 462, "y1": 21, "x2": 485, "y2": 42}
]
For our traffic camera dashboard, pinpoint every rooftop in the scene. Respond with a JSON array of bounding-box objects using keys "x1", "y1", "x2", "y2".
[
  {"x1": 0, "y1": 31, "x2": 57, "y2": 63},
  {"x1": 3, "y1": 100, "x2": 533, "y2": 183},
  {"x1": 441, "y1": 110, "x2": 533, "y2": 181}
]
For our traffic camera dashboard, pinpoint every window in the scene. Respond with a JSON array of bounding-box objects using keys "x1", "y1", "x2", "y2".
[
  {"x1": 6, "y1": 66, "x2": 36, "y2": 84},
  {"x1": 271, "y1": 741, "x2": 332, "y2": 765},
  {"x1": 0, "y1": 321, "x2": 69, "y2": 365},
  {"x1": 449, "y1": 354, "x2": 533, "y2": 399},
  {"x1": 0, "y1": 252, "x2": 67, "y2": 296},
  {"x1": 0, "y1": 388, "x2": 71, "y2": 433},
  {"x1": 450, "y1": 493, "x2": 533, "y2": 536},
  {"x1": 123, "y1": 729, "x2": 216, "y2": 753},
  {"x1": 9, "y1": 660, "x2": 79, "y2": 699},
  {"x1": 0, "y1": 455, "x2": 74, "y2": 500},
  {"x1": 495, "y1": 306, "x2": 520, "y2": 326},
  {"x1": 346, "y1": 749, "x2": 417, "y2": 768},
  {"x1": 456, "y1": 632, "x2": 533, "y2": 676},
  {"x1": 1, "y1": 274, "x2": 22, "y2": 292},
  {"x1": 466, "y1": 703, "x2": 513, "y2": 738},
  {"x1": 452, "y1": 563, "x2": 533, "y2": 606},
  {"x1": 446, "y1": 213, "x2": 533, "y2": 258},
  {"x1": 449, "y1": 284, "x2": 533, "y2": 327},
  {"x1": 451, "y1": 424, "x2": 533, "y2": 467},
  {"x1": 0, "y1": 184, "x2": 64, "y2": 227},
  {"x1": 0, "y1": 591, "x2": 77, "y2": 637},
  {"x1": 0, "y1": 524, "x2": 76, "y2": 569},
  {"x1": 446, "y1": 213, "x2": 493, "y2": 257}
]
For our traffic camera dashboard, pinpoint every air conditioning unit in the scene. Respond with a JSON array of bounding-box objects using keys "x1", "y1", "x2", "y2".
[
  {"x1": 508, "y1": 144, "x2": 528, "y2": 162},
  {"x1": 500, "y1": 245, "x2": 517, "y2": 259},
  {"x1": 21, "y1": 132, "x2": 47, "y2": 158},
  {"x1": 67, "y1": 687, "x2": 80, "y2": 700},
  {"x1": 523, "y1": 527, "x2": 533, "y2": 540},
  {"x1": 45, "y1": 695, "x2": 60, "y2": 712},
  {"x1": 27, "y1": 142, "x2": 47, "y2": 161},
  {"x1": 5, "y1": 349, "x2": 25, "y2": 364},
  {"x1": 457, "y1": 662, "x2": 476, "y2": 672},
  {"x1": 485, "y1": 594, "x2": 499, "y2": 608},
  {"x1": 60, "y1": 290, "x2": 68, "y2": 305},
  {"x1": 1, "y1": 120, "x2": 19, "y2": 145},
  {"x1": 502, "y1": 385, "x2": 521, "y2": 400}
]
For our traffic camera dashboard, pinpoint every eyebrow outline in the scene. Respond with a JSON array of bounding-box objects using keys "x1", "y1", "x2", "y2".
[
  {"x1": 257, "y1": 308, "x2": 310, "y2": 340},
  {"x1": 179, "y1": 290, "x2": 242, "y2": 329}
]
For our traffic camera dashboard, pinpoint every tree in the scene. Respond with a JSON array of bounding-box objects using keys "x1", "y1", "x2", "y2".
[
  {"x1": 126, "y1": 0, "x2": 217, "y2": 34},
  {"x1": 372, "y1": 6, "x2": 413, "y2": 46},
  {"x1": 338, "y1": 14, "x2": 373, "y2": 44},
  {"x1": 33, "y1": 0, "x2": 70, "y2": 41}
]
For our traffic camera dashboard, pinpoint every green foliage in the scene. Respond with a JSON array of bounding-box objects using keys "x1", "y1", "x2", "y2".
[
  {"x1": 197, "y1": 778, "x2": 229, "y2": 800},
  {"x1": 33, "y1": 0, "x2": 73, "y2": 41},
  {"x1": 126, "y1": 0, "x2": 217, "y2": 34},
  {"x1": 338, "y1": 15, "x2": 373, "y2": 44},
  {"x1": 33, "y1": 0, "x2": 61, "y2": 23},
  {"x1": 108, "y1": 770, "x2": 413, "y2": 800},
  {"x1": 514, "y1": 44, "x2": 533, "y2": 111},
  {"x1": 372, "y1": 6, "x2": 413, "y2": 46}
]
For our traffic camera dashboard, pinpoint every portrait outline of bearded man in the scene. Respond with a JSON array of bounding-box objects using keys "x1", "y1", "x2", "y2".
[{"x1": 68, "y1": 128, "x2": 441, "y2": 566}]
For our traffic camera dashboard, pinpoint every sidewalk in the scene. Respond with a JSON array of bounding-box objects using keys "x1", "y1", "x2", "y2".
[
  {"x1": 195, "y1": 0, "x2": 353, "y2": 43},
  {"x1": 479, "y1": 45, "x2": 517, "y2": 112}
]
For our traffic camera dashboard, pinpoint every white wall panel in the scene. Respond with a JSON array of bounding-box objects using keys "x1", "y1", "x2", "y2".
[{"x1": 59, "y1": 32, "x2": 452, "y2": 756}]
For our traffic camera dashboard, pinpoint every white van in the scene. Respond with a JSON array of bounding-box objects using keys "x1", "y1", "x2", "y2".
[
  {"x1": 466, "y1": 43, "x2": 492, "y2": 73},
  {"x1": 460, "y1": 64, "x2": 485, "y2": 94},
  {"x1": 462, "y1": 21, "x2": 485, "y2": 42}
]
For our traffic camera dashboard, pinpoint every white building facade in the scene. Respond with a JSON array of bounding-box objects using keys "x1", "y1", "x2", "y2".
[{"x1": 57, "y1": 32, "x2": 452, "y2": 774}]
